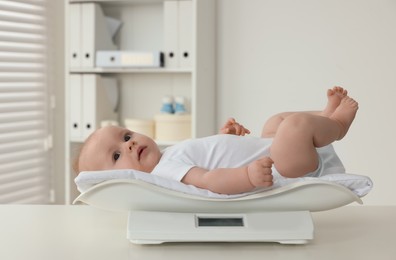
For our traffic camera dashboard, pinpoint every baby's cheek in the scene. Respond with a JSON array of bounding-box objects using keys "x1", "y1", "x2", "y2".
[
  {"x1": 144, "y1": 153, "x2": 161, "y2": 173},
  {"x1": 115, "y1": 158, "x2": 136, "y2": 170}
]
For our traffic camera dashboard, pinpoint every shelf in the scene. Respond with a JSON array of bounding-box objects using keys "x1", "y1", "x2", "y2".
[
  {"x1": 69, "y1": 0, "x2": 165, "y2": 4},
  {"x1": 70, "y1": 67, "x2": 192, "y2": 74},
  {"x1": 65, "y1": 0, "x2": 215, "y2": 204}
]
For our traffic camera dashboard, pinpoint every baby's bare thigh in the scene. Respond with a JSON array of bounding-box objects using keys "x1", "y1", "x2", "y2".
[
  {"x1": 270, "y1": 128, "x2": 319, "y2": 178},
  {"x1": 261, "y1": 112, "x2": 294, "y2": 138}
]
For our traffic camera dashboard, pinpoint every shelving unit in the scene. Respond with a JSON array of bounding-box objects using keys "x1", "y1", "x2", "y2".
[
  {"x1": 70, "y1": 68, "x2": 192, "y2": 73},
  {"x1": 64, "y1": 0, "x2": 215, "y2": 203}
]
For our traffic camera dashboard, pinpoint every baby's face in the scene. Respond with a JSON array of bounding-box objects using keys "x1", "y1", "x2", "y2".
[{"x1": 79, "y1": 126, "x2": 161, "y2": 173}]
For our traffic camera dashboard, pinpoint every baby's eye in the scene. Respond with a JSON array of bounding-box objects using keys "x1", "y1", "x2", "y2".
[
  {"x1": 124, "y1": 134, "x2": 131, "y2": 142},
  {"x1": 113, "y1": 152, "x2": 120, "y2": 161}
]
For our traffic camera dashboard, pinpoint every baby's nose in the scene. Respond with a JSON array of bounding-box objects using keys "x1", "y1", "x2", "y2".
[{"x1": 128, "y1": 141, "x2": 137, "y2": 151}]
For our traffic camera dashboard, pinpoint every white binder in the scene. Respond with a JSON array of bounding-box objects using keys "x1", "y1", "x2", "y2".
[
  {"x1": 82, "y1": 74, "x2": 119, "y2": 140},
  {"x1": 69, "y1": 74, "x2": 118, "y2": 142},
  {"x1": 163, "y1": 1, "x2": 179, "y2": 68},
  {"x1": 69, "y1": 74, "x2": 82, "y2": 140},
  {"x1": 178, "y1": 1, "x2": 192, "y2": 68},
  {"x1": 96, "y1": 51, "x2": 164, "y2": 68},
  {"x1": 69, "y1": 4, "x2": 82, "y2": 68},
  {"x1": 82, "y1": 75, "x2": 96, "y2": 138},
  {"x1": 101, "y1": 76, "x2": 119, "y2": 113},
  {"x1": 163, "y1": 0, "x2": 193, "y2": 69},
  {"x1": 81, "y1": 3, "x2": 117, "y2": 68}
]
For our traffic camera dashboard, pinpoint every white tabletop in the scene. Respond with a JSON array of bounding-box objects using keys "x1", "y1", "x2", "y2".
[{"x1": 0, "y1": 205, "x2": 395, "y2": 260}]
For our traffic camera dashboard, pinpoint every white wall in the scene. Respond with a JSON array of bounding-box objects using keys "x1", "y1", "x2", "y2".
[{"x1": 217, "y1": 0, "x2": 396, "y2": 205}]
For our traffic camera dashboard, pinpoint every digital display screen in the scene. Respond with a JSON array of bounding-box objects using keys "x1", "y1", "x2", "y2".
[{"x1": 197, "y1": 217, "x2": 244, "y2": 227}]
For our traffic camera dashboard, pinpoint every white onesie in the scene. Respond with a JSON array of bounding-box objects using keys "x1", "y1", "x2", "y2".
[{"x1": 151, "y1": 134, "x2": 345, "y2": 181}]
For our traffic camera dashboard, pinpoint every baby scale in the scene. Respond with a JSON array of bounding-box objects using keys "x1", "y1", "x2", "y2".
[
  {"x1": 127, "y1": 210, "x2": 313, "y2": 244},
  {"x1": 74, "y1": 177, "x2": 364, "y2": 244}
]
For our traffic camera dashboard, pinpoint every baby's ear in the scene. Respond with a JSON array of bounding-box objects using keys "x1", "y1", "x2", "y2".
[
  {"x1": 72, "y1": 142, "x2": 85, "y2": 175},
  {"x1": 72, "y1": 158, "x2": 80, "y2": 176}
]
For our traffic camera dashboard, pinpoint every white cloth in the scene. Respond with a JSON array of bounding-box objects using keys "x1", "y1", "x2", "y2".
[
  {"x1": 151, "y1": 135, "x2": 346, "y2": 181},
  {"x1": 75, "y1": 169, "x2": 373, "y2": 198}
]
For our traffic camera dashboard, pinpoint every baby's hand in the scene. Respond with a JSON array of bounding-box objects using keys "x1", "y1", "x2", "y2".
[
  {"x1": 247, "y1": 157, "x2": 273, "y2": 187},
  {"x1": 220, "y1": 117, "x2": 251, "y2": 136}
]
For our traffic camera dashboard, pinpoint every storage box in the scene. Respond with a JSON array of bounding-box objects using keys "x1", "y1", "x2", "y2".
[
  {"x1": 154, "y1": 114, "x2": 191, "y2": 142},
  {"x1": 124, "y1": 118, "x2": 155, "y2": 139}
]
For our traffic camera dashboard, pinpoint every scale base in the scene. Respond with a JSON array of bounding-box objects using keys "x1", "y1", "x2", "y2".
[{"x1": 127, "y1": 210, "x2": 314, "y2": 244}]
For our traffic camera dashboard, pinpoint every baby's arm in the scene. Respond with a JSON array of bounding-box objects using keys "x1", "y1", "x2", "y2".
[
  {"x1": 220, "y1": 117, "x2": 251, "y2": 136},
  {"x1": 181, "y1": 157, "x2": 273, "y2": 194}
]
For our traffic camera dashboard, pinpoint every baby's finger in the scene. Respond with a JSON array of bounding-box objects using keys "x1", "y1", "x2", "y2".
[
  {"x1": 240, "y1": 125, "x2": 250, "y2": 136},
  {"x1": 244, "y1": 127, "x2": 251, "y2": 134},
  {"x1": 258, "y1": 175, "x2": 273, "y2": 187},
  {"x1": 227, "y1": 117, "x2": 236, "y2": 126},
  {"x1": 258, "y1": 157, "x2": 273, "y2": 166},
  {"x1": 240, "y1": 128, "x2": 245, "y2": 136},
  {"x1": 234, "y1": 124, "x2": 241, "y2": 135},
  {"x1": 221, "y1": 118, "x2": 234, "y2": 130},
  {"x1": 261, "y1": 173, "x2": 273, "y2": 181}
]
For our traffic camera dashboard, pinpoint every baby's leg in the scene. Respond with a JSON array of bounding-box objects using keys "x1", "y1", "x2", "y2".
[
  {"x1": 261, "y1": 87, "x2": 347, "y2": 138},
  {"x1": 262, "y1": 112, "x2": 298, "y2": 138},
  {"x1": 270, "y1": 96, "x2": 358, "y2": 178}
]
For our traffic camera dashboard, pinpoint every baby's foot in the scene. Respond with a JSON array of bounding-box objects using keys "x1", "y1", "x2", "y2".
[
  {"x1": 330, "y1": 96, "x2": 358, "y2": 140},
  {"x1": 321, "y1": 86, "x2": 348, "y2": 117}
]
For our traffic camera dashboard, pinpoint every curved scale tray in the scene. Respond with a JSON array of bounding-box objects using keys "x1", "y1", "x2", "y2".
[{"x1": 74, "y1": 179, "x2": 362, "y2": 213}]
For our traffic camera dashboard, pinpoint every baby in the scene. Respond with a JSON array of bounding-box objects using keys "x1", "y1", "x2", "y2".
[{"x1": 74, "y1": 86, "x2": 358, "y2": 195}]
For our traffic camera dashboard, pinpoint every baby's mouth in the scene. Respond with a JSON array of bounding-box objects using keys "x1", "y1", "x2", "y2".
[{"x1": 137, "y1": 146, "x2": 146, "y2": 161}]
